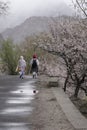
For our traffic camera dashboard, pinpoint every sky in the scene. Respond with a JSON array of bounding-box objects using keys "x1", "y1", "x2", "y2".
[{"x1": 0, "y1": 0, "x2": 73, "y2": 32}]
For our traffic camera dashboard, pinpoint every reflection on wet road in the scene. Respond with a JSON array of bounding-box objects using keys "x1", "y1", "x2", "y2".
[{"x1": 0, "y1": 76, "x2": 37, "y2": 130}]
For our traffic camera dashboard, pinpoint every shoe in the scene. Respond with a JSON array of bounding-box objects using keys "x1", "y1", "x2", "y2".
[{"x1": 20, "y1": 75, "x2": 22, "y2": 78}]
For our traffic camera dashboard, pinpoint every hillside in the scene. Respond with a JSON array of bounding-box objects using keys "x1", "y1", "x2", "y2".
[
  {"x1": 2, "y1": 17, "x2": 51, "y2": 44},
  {"x1": 1, "y1": 15, "x2": 76, "y2": 44}
]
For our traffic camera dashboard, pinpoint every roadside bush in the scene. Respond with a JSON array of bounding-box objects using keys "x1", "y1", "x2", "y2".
[{"x1": 0, "y1": 39, "x2": 19, "y2": 75}]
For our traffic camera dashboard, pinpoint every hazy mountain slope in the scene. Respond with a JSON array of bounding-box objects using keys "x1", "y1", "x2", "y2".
[
  {"x1": 2, "y1": 17, "x2": 51, "y2": 44},
  {"x1": 1, "y1": 1, "x2": 74, "y2": 44}
]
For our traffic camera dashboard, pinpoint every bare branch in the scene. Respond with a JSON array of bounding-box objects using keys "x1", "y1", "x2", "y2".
[{"x1": 0, "y1": 1, "x2": 9, "y2": 15}]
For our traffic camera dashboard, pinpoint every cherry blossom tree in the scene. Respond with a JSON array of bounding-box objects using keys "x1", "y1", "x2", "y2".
[
  {"x1": 72, "y1": 0, "x2": 87, "y2": 17},
  {"x1": 34, "y1": 16, "x2": 87, "y2": 97}
]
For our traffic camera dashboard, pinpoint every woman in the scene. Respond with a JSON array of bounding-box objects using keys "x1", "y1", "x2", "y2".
[
  {"x1": 30, "y1": 54, "x2": 39, "y2": 78},
  {"x1": 18, "y1": 56, "x2": 26, "y2": 79}
]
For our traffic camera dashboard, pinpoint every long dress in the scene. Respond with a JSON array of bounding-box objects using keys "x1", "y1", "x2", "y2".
[{"x1": 18, "y1": 59, "x2": 26, "y2": 78}]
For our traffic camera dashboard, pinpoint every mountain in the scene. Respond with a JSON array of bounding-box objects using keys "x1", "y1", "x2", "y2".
[
  {"x1": 1, "y1": 1, "x2": 75, "y2": 44},
  {"x1": 2, "y1": 15, "x2": 76, "y2": 44},
  {"x1": 2, "y1": 17, "x2": 51, "y2": 44}
]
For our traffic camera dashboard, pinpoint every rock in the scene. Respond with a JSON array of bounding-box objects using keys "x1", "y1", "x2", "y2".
[
  {"x1": 80, "y1": 103, "x2": 87, "y2": 114},
  {"x1": 20, "y1": 90, "x2": 23, "y2": 93},
  {"x1": 33, "y1": 90, "x2": 36, "y2": 93},
  {"x1": 48, "y1": 81, "x2": 59, "y2": 87}
]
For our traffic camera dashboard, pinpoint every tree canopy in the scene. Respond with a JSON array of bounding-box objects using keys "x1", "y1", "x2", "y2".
[{"x1": 0, "y1": 0, "x2": 9, "y2": 15}]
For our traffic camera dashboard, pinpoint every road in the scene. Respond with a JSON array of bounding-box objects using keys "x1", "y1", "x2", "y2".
[{"x1": 0, "y1": 75, "x2": 36, "y2": 130}]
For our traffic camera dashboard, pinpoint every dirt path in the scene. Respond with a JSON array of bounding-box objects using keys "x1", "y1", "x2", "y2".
[{"x1": 28, "y1": 75, "x2": 76, "y2": 130}]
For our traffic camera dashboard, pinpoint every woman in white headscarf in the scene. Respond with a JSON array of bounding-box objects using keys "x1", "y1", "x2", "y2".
[{"x1": 18, "y1": 56, "x2": 26, "y2": 78}]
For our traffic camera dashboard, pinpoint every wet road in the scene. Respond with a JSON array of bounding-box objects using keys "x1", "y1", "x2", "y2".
[{"x1": 0, "y1": 75, "x2": 37, "y2": 130}]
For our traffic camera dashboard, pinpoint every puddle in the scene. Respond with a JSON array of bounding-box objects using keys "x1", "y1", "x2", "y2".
[
  {"x1": 0, "y1": 127, "x2": 30, "y2": 130},
  {"x1": 0, "y1": 123, "x2": 27, "y2": 126},
  {"x1": 0, "y1": 106, "x2": 33, "y2": 115},
  {"x1": 10, "y1": 89, "x2": 34, "y2": 96},
  {"x1": 6, "y1": 97, "x2": 34, "y2": 104},
  {"x1": 0, "y1": 123, "x2": 30, "y2": 130},
  {"x1": 0, "y1": 80, "x2": 36, "y2": 130},
  {"x1": 10, "y1": 81, "x2": 36, "y2": 96}
]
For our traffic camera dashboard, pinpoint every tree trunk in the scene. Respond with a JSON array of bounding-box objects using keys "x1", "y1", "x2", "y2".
[
  {"x1": 63, "y1": 74, "x2": 69, "y2": 92},
  {"x1": 74, "y1": 83, "x2": 80, "y2": 98}
]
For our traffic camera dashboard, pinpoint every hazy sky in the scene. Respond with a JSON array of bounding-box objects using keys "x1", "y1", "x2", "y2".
[{"x1": 0, "y1": 0, "x2": 73, "y2": 32}]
